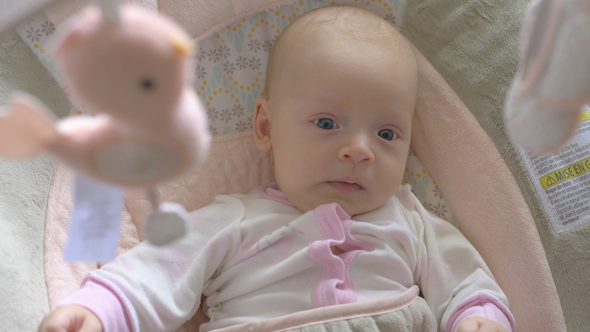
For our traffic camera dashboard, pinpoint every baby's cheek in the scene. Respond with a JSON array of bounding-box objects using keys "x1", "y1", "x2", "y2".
[{"x1": 372, "y1": 159, "x2": 398, "y2": 188}]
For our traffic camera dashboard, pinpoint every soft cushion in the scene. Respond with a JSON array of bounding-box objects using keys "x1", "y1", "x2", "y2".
[{"x1": 11, "y1": 0, "x2": 565, "y2": 331}]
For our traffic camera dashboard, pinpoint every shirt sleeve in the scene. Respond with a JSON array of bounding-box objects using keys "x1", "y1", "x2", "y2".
[
  {"x1": 57, "y1": 274, "x2": 135, "y2": 332},
  {"x1": 448, "y1": 293, "x2": 514, "y2": 332},
  {"x1": 57, "y1": 194, "x2": 246, "y2": 332},
  {"x1": 400, "y1": 187, "x2": 516, "y2": 332}
]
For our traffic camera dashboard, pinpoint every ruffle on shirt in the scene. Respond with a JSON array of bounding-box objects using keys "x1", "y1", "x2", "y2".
[
  {"x1": 257, "y1": 183, "x2": 376, "y2": 308},
  {"x1": 308, "y1": 203, "x2": 374, "y2": 308}
]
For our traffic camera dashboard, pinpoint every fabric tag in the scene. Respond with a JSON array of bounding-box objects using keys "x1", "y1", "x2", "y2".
[
  {"x1": 63, "y1": 175, "x2": 124, "y2": 262},
  {"x1": 518, "y1": 105, "x2": 590, "y2": 233}
]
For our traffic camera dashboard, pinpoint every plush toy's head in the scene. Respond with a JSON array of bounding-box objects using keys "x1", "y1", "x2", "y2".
[
  {"x1": 37, "y1": 4, "x2": 210, "y2": 188},
  {"x1": 0, "y1": 2, "x2": 210, "y2": 250},
  {"x1": 55, "y1": 5, "x2": 196, "y2": 126}
]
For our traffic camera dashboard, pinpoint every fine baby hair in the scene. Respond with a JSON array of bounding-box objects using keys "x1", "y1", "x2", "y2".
[{"x1": 0, "y1": 1, "x2": 210, "y2": 257}]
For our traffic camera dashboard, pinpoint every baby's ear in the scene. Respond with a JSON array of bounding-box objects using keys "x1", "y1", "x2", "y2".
[{"x1": 253, "y1": 97, "x2": 272, "y2": 152}]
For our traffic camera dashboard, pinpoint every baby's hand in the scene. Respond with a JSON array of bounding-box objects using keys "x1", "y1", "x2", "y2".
[
  {"x1": 456, "y1": 316, "x2": 510, "y2": 332},
  {"x1": 38, "y1": 305, "x2": 103, "y2": 332}
]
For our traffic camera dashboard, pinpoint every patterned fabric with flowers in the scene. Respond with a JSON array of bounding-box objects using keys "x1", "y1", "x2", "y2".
[{"x1": 195, "y1": 0, "x2": 406, "y2": 135}]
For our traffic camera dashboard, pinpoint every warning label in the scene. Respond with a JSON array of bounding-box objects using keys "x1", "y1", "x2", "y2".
[
  {"x1": 520, "y1": 105, "x2": 590, "y2": 233},
  {"x1": 539, "y1": 157, "x2": 590, "y2": 189}
]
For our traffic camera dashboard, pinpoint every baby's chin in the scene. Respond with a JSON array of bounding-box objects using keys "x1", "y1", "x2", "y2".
[
  {"x1": 279, "y1": 181, "x2": 393, "y2": 216},
  {"x1": 336, "y1": 201, "x2": 384, "y2": 217},
  {"x1": 288, "y1": 194, "x2": 383, "y2": 217}
]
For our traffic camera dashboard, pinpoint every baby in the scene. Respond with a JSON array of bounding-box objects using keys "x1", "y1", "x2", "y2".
[{"x1": 39, "y1": 6, "x2": 514, "y2": 332}]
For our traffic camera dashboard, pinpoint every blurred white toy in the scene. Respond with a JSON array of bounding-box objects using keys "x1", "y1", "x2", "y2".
[
  {"x1": 0, "y1": 1, "x2": 210, "y2": 258},
  {"x1": 504, "y1": 0, "x2": 590, "y2": 154}
]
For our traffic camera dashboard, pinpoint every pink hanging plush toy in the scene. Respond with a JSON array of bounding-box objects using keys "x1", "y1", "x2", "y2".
[
  {"x1": 504, "y1": 0, "x2": 590, "y2": 154},
  {"x1": 0, "y1": 2, "x2": 210, "y2": 258}
]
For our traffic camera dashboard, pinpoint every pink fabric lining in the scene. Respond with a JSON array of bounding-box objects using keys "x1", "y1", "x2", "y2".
[
  {"x1": 256, "y1": 182, "x2": 294, "y2": 207},
  {"x1": 57, "y1": 274, "x2": 137, "y2": 332},
  {"x1": 308, "y1": 203, "x2": 373, "y2": 308},
  {"x1": 446, "y1": 291, "x2": 516, "y2": 332},
  {"x1": 208, "y1": 285, "x2": 420, "y2": 332}
]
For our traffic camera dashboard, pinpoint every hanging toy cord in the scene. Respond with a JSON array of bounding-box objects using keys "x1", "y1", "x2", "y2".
[
  {"x1": 97, "y1": 0, "x2": 120, "y2": 22},
  {"x1": 143, "y1": 186, "x2": 189, "y2": 246},
  {"x1": 146, "y1": 186, "x2": 160, "y2": 210}
]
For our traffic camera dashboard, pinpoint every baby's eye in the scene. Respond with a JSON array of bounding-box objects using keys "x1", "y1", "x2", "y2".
[
  {"x1": 314, "y1": 118, "x2": 338, "y2": 130},
  {"x1": 378, "y1": 129, "x2": 397, "y2": 141}
]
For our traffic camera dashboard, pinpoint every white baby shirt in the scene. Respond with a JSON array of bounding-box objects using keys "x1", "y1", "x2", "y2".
[{"x1": 60, "y1": 183, "x2": 515, "y2": 332}]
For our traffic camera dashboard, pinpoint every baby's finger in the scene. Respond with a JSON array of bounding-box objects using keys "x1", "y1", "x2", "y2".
[
  {"x1": 477, "y1": 323, "x2": 506, "y2": 332},
  {"x1": 38, "y1": 311, "x2": 65, "y2": 332},
  {"x1": 38, "y1": 315, "x2": 69, "y2": 332},
  {"x1": 38, "y1": 306, "x2": 102, "y2": 332},
  {"x1": 456, "y1": 319, "x2": 479, "y2": 332},
  {"x1": 78, "y1": 315, "x2": 103, "y2": 332}
]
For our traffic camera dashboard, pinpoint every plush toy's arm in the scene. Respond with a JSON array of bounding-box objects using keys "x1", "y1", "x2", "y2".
[
  {"x1": 0, "y1": 93, "x2": 58, "y2": 158},
  {"x1": 504, "y1": 0, "x2": 590, "y2": 154}
]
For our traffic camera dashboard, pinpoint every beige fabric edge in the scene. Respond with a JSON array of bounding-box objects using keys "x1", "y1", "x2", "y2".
[{"x1": 211, "y1": 286, "x2": 420, "y2": 332}]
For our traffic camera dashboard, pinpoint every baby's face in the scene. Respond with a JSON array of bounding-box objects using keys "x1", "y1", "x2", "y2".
[{"x1": 258, "y1": 30, "x2": 417, "y2": 216}]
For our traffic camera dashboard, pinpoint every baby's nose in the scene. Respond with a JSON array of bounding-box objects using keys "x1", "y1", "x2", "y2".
[{"x1": 338, "y1": 140, "x2": 375, "y2": 164}]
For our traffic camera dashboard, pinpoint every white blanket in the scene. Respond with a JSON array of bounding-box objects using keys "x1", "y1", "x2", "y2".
[{"x1": 0, "y1": 22, "x2": 72, "y2": 330}]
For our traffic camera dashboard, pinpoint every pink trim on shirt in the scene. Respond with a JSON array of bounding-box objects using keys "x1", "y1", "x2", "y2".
[
  {"x1": 446, "y1": 291, "x2": 516, "y2": 332},
  {"x1": 57, "y1": 274, "x2": 136, "y2": 332},
  {"x1": 256, "y1": 182, "x2": 295, "y2": 207},
  {"x1": 308, "y1": 203, "x2": 373, "y2": 308}
]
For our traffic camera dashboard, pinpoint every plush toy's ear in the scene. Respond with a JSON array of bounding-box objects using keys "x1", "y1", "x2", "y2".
[
  {"x1": 504, "y1": 0, "x2": 590, "y2": 154},
  {"x1": 55, "y1": 29, "x2": 80, "y2": 57},
  {"x1": 54, "y1": 6, "x2": 99, "y2": 57},
  {"x1": 504, "y1": 83, "x2": 580, "y2": 154},
  {"x1": 537, "y1": 6, "x2": 590, "y2": 104}
]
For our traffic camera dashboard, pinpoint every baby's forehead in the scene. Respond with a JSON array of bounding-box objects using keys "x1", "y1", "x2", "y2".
[
  {"x1": 272, "y1": 7, "x2": 413, "y2": 72},
  {"x1": 283, "y1": 7, "x2": 399, "y2": 46},
  {"x1": 265, "y1": 6, "x2": 416, "y2": 99}
]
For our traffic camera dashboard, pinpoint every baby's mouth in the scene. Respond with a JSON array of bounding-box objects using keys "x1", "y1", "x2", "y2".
[{"x1": 328, "y1": 181, "x2": 363, "y2": 192}]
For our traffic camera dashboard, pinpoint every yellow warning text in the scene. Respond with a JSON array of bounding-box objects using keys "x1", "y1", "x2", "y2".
[{"x1": 540, "y1": 157, "x2": 590, "y2": 189}]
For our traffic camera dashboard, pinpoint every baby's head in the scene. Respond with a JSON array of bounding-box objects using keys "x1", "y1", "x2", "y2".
[{"x1": 253, "y1": 5, "x2": 418, "y2": 216}]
